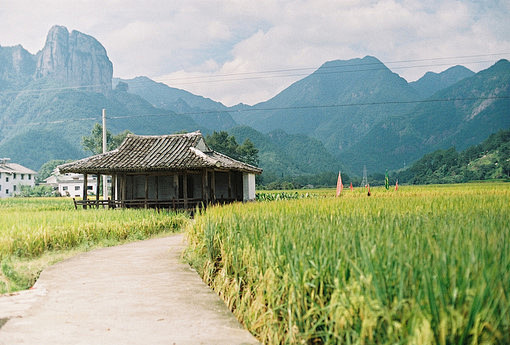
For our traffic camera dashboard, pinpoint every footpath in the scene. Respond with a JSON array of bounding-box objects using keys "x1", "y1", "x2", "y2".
[{"x1": 0, "y1": 234, "x2": 259, "y2": 345}]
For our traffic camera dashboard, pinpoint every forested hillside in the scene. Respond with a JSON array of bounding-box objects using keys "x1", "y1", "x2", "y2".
[
  {"x1": 342, "y1": 59, "x2": 510, "y2": 173},
  {"x1": 398, "y1": 129, "x2": 510, "y2": 184}
]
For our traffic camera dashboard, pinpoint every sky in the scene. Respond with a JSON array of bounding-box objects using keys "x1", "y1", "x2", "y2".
[{"x1": 1, "y1": 0, "x2": 509, "y2": 106}]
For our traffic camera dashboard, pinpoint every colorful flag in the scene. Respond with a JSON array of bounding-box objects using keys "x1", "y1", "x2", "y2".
[
  {"x1": 395, "y1": 179, "x2": 399, "y2": 191},
  {"x1": 385, "y1": 171, "x2": 389, "y2": 190},
  {"x1": 336, "y1": 171, "x2": 343, "y2": 197},
  {"x1": 349, "y1": 182, "x2": 353, "y2": 191}
]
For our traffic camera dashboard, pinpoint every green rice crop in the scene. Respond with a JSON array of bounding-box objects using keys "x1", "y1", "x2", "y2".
[{"x1": 185, "y1": 183, "x2": 510, "y2": 344}]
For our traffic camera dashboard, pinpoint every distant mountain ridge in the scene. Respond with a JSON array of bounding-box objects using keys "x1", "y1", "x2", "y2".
[
  {"x1": 342, "y1": 59, "x2": 510, "y2": 173},
  {"x1": 114, "y1": 76, "x2": 236, "y2": 130},
  {"x1": 410, "y1": 65, "x2": 475, "y2": 98},
  {"x1": 0, "y1": 26, "x2": 206, "y2": 169},
  {"x1": 0, "y1": 25, "x2": 508, "y2": 181},
  {"x1": 0, "y1": 25, "x2": 113, "y2": 95}
]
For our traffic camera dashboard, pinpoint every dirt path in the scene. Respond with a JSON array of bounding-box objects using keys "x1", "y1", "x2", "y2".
[{"x1": 0, "y1": 234, "x2": 259, "y2": 345}]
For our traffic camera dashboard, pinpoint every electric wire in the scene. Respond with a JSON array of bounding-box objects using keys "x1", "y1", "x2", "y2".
[
  {"x1": 0, "y1": 53, "x2": 508, "y2": 95},
  {"x1": 6, "y1": 95, "x2": 509, "y2": 127},
  {"x1": 1, "y1": 53, "x2": 509, "y2": 127}
]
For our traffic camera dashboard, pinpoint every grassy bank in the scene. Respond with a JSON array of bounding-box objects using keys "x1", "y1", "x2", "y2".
[
  {"x1": 185, "y1": 183, "x2": 510, "y2": 344},
  {"x1": 0, "y1": 198, "x2": 189, "y2": 293}
]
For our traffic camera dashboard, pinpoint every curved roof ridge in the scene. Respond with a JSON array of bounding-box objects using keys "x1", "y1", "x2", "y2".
[{"x1": 126, "y1": 131, "x2": 201, "y2": 139}]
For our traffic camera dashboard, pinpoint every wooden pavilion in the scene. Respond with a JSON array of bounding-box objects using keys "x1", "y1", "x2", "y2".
[{"x1": 58, "y1": 131, "x2": 262, "y2": 210}]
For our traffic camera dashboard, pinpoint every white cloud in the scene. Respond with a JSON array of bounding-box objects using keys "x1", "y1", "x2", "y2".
[{"x1": 1, "y1": 0, "x2": 509, "y2": 105}]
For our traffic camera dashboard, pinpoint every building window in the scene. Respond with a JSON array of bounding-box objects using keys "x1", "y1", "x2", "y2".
[
  {"x1": 63, "y1": 186, "x2": 68, "y2": 191},
  {"x1": 5, "y1": 177, "x2": 8, "y2": 182},
  {"x1": 87, "y1": 186, "x2": 93, "y2": 190},
  {"x1": 0, "y1": 185, "x2": 2, "y2": 191},
  {"x1": 13, "y1": 173, "x2": 16, "y2": 179},
  {"x1": 5, "y1": 189, "x2": 9, "y2": 195},
  {"x1": 13, "y1": 185, "x2": 16, "y2": 192},
  {"x1": 28, "y1": 174, "x2": 31, "y2": 180},
  {"x1": 75, "y1": 186, "x2": 80, "y2": 191},
  {"x1": 21, "y1": 174, "x2": 24, "y2": 180}
]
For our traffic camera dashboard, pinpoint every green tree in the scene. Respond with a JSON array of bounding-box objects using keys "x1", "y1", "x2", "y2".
[
  {"x1": 205, "y1": 131, "x2": 239, "y2": 159},
  {"x1": 16, "y1": 185, "x2": 56, "y2": 197},
  {"x1": 82, "y1": 123, "x2": 131, "y2": 155},
  {"x1": 205, "y1": 131, "x2": 259, "y2": 167},
  {"x1": 238, "y1": 139, "x2": 259, "y2": 166}
]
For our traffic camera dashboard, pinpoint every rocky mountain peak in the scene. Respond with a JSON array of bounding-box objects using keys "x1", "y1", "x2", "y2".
[
  {"x1": 35, "y1": 25, "x2": 112, "y2": 95},
  {"x1": 0, "y1": 44, "x2": 35, "y2": 81}
]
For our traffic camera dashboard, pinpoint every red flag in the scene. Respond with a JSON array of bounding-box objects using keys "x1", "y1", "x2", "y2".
[
  {"x1": 395, "y1": 179, "x2": 399, "y2": 191},
  {"x1": 336, "y1": 171, "x2": 343, "y2": 197},
  {"x1": 349, "y1": 182, "x2": 353, "y2": 191}
]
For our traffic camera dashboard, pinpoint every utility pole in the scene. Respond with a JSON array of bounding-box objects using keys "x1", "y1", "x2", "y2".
[{"x1": 102, "y1": 109, "x2": 108, "y2": 201}]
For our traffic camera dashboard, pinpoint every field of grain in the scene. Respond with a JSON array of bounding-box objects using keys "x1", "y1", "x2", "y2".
[
  {"x1": 0, "y1": 198, "x2": 189, "y2": 292},
  {"x1": 185, "y1": 183, "x2": 510, "y2": 344}
]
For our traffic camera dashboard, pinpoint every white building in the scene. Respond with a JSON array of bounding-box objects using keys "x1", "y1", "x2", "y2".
[
  {"x1": 0, "y1": 158, "x2": 37, "y2": 198},
  {"x1": 45, "y1": 172, "x2": 110, "y2": 197}
]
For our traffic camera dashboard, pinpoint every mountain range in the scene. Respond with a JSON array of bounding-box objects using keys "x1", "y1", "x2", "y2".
[{"x1": 0, "y1": 25, "x2": 508, "y2": 182}]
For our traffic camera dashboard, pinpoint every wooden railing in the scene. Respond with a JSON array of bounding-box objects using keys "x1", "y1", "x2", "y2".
[{"x1": 73, "y1": 197, "x2": 238, "y2": 210}]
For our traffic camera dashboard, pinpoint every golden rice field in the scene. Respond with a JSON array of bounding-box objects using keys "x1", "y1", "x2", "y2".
[
  {"x1": 0, "y1": 198, "x2": 189, "y2": 292},
  {"x1": 185, "y1": 182, "x2": 510, "y2": 345}
]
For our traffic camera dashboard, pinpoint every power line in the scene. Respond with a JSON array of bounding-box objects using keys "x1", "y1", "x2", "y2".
[
  {"x1": 108, "y1": 95, "x2": 510, "y2": 118},
  {"x1": 156, "y1": 60, "x2": 498, "y2": 86},
  {"x1": 6, "y1": 95, "x2": 509, "y2": 127},
  {"x1": 155, "y1": 53, "x2": 510, "y2": 82},
  {"x1": 1, "y1": 53, "x2": 508, "y2": 95}
]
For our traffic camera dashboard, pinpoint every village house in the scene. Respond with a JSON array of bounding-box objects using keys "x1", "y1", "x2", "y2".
[
  {"x1": 45, "y1": 172, "x2": 111, "y2": 197},
  {"x1": 0, "y1": 158, "x2": 37, "y2": 198},
  {"x1": 57, "y1": 131, "x2": 262, "y2": 209}
]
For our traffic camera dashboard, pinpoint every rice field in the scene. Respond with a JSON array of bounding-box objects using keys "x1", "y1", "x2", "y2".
[
  {"x1": 0, "y1": 198, "x2": 189, "y2": 292},
  {"x1": 185, "y1": 183, "x2": 510, "y2": 344}
]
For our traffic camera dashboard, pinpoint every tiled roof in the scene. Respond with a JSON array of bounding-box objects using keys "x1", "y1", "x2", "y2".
[
  {"x1": 58, "y1": 131, "x2": 262, "y2": 174},
  {"x1": 0, "y1": 163, "x2": 37, "y2": 175}
]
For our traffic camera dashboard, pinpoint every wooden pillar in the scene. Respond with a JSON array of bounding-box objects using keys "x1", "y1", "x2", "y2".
[
  {"x1": 203, "y1": 169, "x2": 209, "y2": 205},
  {"x1": 144, "y1": 174, "x2": 149, "y2": 208},
  {"x1": 201, "y1": 171, "x2": 205, "y2": 203},
  {"x1": 96, "y1": 174, "x2": 100, "y2": 202},
  {"x1": 228, "y1": 171, "x2": 232, "y2": 200},
  {"x1": 120, "y1": 174, "x2": 126, "y2": 207},
  {"x1": 111, "y1": 175, "x2": 116, "y2": 201},
  {"x1": 82, "y1": 173, "x2": 88, "y2": 209},
  {"x1": 183, "y1": 173, "x2": 188, "y2": 209},
  {"x1": 211, "y1": 170, "x2": 216, "y2": 203},
  {"x1": 174, "y1": 174, "x2": 179, "y2": 198},
  {"x1": 155, "y1": 175, "x2": 159, "y2": 201}
]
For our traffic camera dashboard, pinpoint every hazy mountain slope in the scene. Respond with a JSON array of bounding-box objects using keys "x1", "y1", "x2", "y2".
[
  {"x1": 0, "y1": 45, "x2": 36, "y2": 90},
  {"x1": 0, "y1": 26, "x2": 203, "y2": 170},
  {"x1": 0, "y1": 86, "x2": 202, "y2": 169},
  {"x1": 115, "y1": 76, "x2": 237, "y2": 130},
  {"x1": 1, "y1": 26, "x2": 508, "y2": 180},
  {"x1": 0, "y1": 128, "x2": 83, "y2": 170},
  {"x1": 231, "y1": 56, "x2": 420, "y2": 153},
  {"x1": 342, "y1": 59, "x2": 510, "y2": 173},
  {"x1": 410, "y1": 65, "x2": 475, "y2": 98},
  {"x1": 229, "y1": 126, "x2": 342, "y2": 179}
]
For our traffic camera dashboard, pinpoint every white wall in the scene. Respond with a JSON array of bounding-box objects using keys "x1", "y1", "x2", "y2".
[
  {"x1": 0, "y1": 172, "x2": 35, "y2": 198},
  {"x1": 57, "y1": 174, "x2": 99, "y2": 197},
  {"x1": 242, "y1": 173, "x2": 256, "y2": 201}
]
